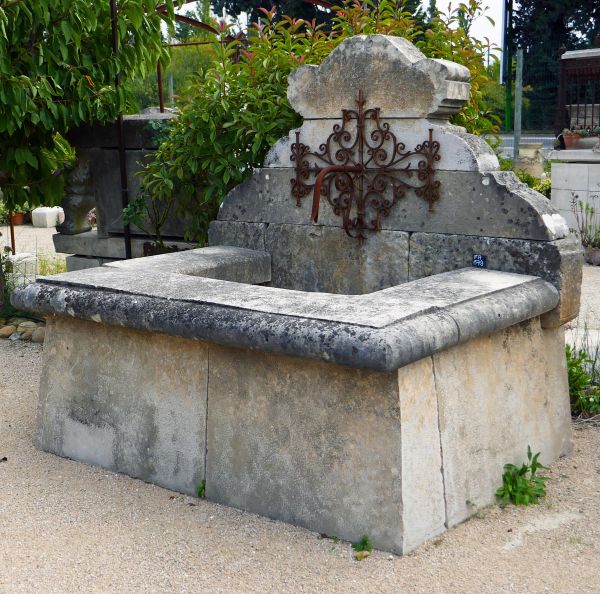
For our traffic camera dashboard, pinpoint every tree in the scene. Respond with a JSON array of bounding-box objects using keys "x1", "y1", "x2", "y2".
[
  {"x1": 212, "y1": 0, "x2": 426, "y2": 25},
  {"x1": 427, "y1": 0, "x2": 437, "y2": 21},
  {"x1": 174, "y1": 1, "x2": 211, "y2": 42},
  {"x1": 211, "y1": 0, "x2": 326, "y2": 23},
  {"x1": 513, "y1": 0, "x2": 600, "y2": 131},
  {"x1": 0, "y1": 0, "x2": 179, "y2": 212}
]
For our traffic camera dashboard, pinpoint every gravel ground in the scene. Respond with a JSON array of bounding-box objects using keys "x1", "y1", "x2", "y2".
[
  {"x1": 1, "y1": 267, "x2": 599, "y2": 593},
  {"x1": 567, "y1": 266, "x2": 600, "y2": 352},
  {"x1": 574, "y1": 266, "x2": 600, "y2": 330},
  {"x1": 1, "y1": 347, "x2": 600, "y2": 592},
  {"x1": 0, "y1": 224, "x2": 61, "y2": 256}
]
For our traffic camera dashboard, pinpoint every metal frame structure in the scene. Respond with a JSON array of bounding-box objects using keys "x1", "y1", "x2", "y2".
[
  {"x1": 109, "y1": 2, "x2": 227, "y2": 258},
  {"x1": 555, "y1": 48, "x2": 600, "y2": 134}
]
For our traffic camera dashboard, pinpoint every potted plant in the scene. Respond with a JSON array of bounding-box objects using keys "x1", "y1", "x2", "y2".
[
  {"x1": 562, "y1": 128, "x2": 581, "y2": 149},
  {"x1": 562, "y1": 127, "x2": 600, "y2": 150},
  {"x1": 9, "y1": 202, "x2": 30, "y2": 226},
  {"x1": 571, "y1": 193, "x2": 600, "y2": 265}
]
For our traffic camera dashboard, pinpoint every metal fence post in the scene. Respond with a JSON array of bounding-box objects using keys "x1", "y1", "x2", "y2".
[{"x1": 514, "y1": 48, "x2": 523, "y2": 161}]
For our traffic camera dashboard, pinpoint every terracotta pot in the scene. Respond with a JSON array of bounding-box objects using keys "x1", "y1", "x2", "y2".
[
  {"x1": 10, "y1": 212, "x2": 26, "y2": 226},
  {"x1": 584, "y1": 246, "x2": 600, "y2": 266},
  {"x1": 563, "y1": 133, "x2": 581, "y2": 149}
]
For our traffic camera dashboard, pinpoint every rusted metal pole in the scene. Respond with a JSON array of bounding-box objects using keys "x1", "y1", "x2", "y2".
[
  {"x1": 0, "y1": 254, "x2": 4, "y2": 309},
  {"x1": 110, "y1": 0, "x2": 132, "y2": 259},
  {"x1": 310, "y1": 165, "x2": 361, "y2": 223},
  {"x1": 157, "y1": 61, "x2": 165, "y2": 113},
  {"x1": 514, "y1": 48, "x2": 523, "y2": 161},
  {"x1": 8, "y1": 211, "x2": 16, "y2": 254}
]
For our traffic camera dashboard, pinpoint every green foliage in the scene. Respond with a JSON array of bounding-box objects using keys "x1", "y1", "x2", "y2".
[
  {"x1": 141, "y1": 0, "x2": 500, "y2": 242},
  {"x1": 514, "y1": 170, "x2": 551, "y2": 198},
  {"x1": 0, "y1": 245, "x2": 16, "y2": 317},
  {"x1": 196, "y1": 480, "x2": 206, "y2": 498},
  {"x1": 174, "y1": 1, "x2": 211, "y2": 42},
  {"x1": 127, "y1": 42, "x2": 215, "y2": 112},
  {"x1": 417, "y1": 0, "x2": 500, "y2": 136},
  {"x1": 214, "y1": 0, "x2": 326, "y2": 23},
  {"x1": 498, "y1": 161, "x2": 552, "y2": 199},
  {"x1": 351, "y1": 535, "x2": 373, "y2": 553},
  {"x1": 532, "y1": 178, "x2": 552, "y2": 199},
  {"x1": 515, "y1": 169, "x2": 538, "y2": 189},
  {"x1": 571, "y1": 196, "x2": 600, "y2": 249},
  {"x1": 0, "y1": 0, "x2": 179, "y2": 212},
  {"x1": 496, "y1": 446, "x2": 549, "y2": 506},
  {"x1": 566, "y1": 344, "x2": 600, "y2": 415},
  {"x1": 0, "y1": 199, "x2": 8, "y2": 224},
  {"x1": 36, "y1": 253, "x2": 67, "y2": 276}
]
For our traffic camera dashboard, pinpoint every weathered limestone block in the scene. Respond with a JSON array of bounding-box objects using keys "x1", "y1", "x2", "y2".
[
  {"x1": 38, "y1": 317, "x2": 207, "y2": 496},
  {"x1": 13, "y1": 267, "x2": 559, "y2": 373},
  {"x1": 203, "y1": 318, "x2": 569, "y2": 553},
  {"x1": 265, "y1": 119, "x2": 499, "y2": 173},
  {"x1": 408, "y1": 233, "x2": 583, "y2": 326},
  {"x1": 288, "y1": 35, "x2": 470, "y2": 119},
  {"x1": 215, "y1": 169, "x2": 569, "y2": 242},
  {"x1": 397, "y1": 356, "x2": 447, "y2": 551},
  {"x1": 66, "y1": 113, "x2": 175, "y2": 150},
  {"x1": 206, "y1": 344, "x2": 411, "y2": 553},
  {"x1": 208, "y1": 221, "x2": 268, "y2": 252},
  {"x1": 265, "y1": 224, "x2": 409, "y2": 293},
  {"x1": 92, "y1": 149, "x2": 189, "y2": 238},
  {"x1": 65, "y1": 255, "x2": 118, "y2": 272},
  {"x1": 434, "y1": 320, "x2": 571, "y2": 526},
  {"x1": 104, "y1": 246, "x2": 271, "y2": 285},
  {"x1": 53, "y1": 229, "x2": 196, "y2": 260}
]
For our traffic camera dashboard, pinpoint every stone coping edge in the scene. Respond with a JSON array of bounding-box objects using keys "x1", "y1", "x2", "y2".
[{"x1": 12, "y1": 275, "x2": 558, "y2": 371}]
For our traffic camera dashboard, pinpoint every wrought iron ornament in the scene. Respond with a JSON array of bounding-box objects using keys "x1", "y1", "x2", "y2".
[{"x1": 291, "y1": 90, "x2": 441, "y2": 241}]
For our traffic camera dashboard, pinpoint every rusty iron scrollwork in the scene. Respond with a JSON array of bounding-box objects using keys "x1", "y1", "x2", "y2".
[{"x1": 290, "y1": 90, "x2": 441, "y2": 241}]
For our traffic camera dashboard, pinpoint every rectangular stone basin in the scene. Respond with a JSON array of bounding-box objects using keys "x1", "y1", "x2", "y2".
[{"x1": 11, "y1": 246, "x2": 572, "y2": 554}]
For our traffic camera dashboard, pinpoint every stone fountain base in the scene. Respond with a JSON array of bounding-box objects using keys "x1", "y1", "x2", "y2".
[
  {"x1": 15, "y1": 246, "x2": 572, "y2": 554},
  {"x1": 36, "y1": 312, "x2": 569, "y2": 554}
]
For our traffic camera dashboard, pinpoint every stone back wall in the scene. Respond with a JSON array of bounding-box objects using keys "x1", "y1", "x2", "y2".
[
  {"x1": 208, "y1": 167, "x2": 581, "y2": 327},
  {"x1": 208, "y1": 35, "x2": 582, "y2": 327}
]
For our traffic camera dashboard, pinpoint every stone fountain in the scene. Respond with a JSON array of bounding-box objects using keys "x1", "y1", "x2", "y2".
[{"x1": 13, "y1": 35, "x2": 582, "y2": 554}]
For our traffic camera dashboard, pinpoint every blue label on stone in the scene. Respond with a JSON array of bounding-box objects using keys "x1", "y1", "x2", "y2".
[{"x1": 472, "y1": 254, "x2": 487, "y2": 268}]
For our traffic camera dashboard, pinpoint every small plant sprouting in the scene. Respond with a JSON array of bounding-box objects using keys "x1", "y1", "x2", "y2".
[
  {"x1": 566, "y1": 344, "x2": 600, "y2": 415},
  {"x1": 352, "y1": 535, "x2": 373, "y2": 560},
  {"x1": 196, "y1": 480, "x2": 206, "y2": 499},
  {"x1": 496, "y1": 446, "x2": 549, "y2": 506}
]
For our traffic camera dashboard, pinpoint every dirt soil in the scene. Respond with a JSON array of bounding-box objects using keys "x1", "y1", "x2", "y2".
[{"x1": 0, "y1": 335, "x2": 599, "y2": 594}]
